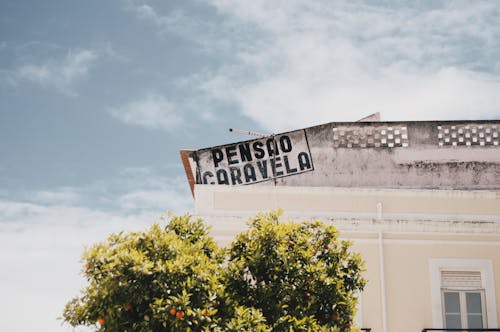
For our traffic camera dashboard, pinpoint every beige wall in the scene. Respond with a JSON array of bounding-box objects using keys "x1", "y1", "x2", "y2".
[
  {"x1": 351, "y1": 235, "x2": 500, "y2": 331},
  {"x1": 195, "y1": 185, "x2": 500, "y2": 331},
  {"x1": 196, "y1": 185, "x2": 500, "y2": 222}
]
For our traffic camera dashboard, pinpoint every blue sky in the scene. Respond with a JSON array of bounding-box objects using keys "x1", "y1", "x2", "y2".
[{"x1": 1, "y1": 1, "x2": 500, "y2": 331}]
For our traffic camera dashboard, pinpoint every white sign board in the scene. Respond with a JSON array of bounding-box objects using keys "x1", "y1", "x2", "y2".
[{"x1": 194, "y1": 130, "x2": 314, "y2": 185}]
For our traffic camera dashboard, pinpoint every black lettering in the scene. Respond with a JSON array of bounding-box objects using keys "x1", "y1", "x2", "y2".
[
  {"x1": 298, "y1": 152, "x2": 312, "y2": 171},
  {"x1": 270, "y1": 156, "x2": 283, "y2": 176},
  {"x1": 239, "y1": 143, "x2": 252, "y2": 162},
  {"x1": 266, "y1": 138, "x2": 279, "y2": 157},
  {"x1": 202, "y1": 171, "x2": 215, "y2": 184},
  {"x1": 216, "y1": 169, "x2": 229, "y2": 185},
  {"x1": 212, "y1": 149, "x2": 224, "y2": 168},
  {"x1": 284, "y1": 155, "x2": 297, "y2": 173},
  {"x1": 253, "y1": 141, "x2": 265, "y2": 159},
  {"x1": 256, "y1": 160, "x2": 268, "y2": 179},
  {"x1": 226, "y1": 146, "x2": 238, "y2": 165},
  {"x1": 230, "y1": 167, "x2": 242, "y2": 185},
  {"x1": 243, "y1": 164, "x2": 257, "y2": 182},
  {"x1": 279, "y1": 135, "x2": 292, "y2": 153}
]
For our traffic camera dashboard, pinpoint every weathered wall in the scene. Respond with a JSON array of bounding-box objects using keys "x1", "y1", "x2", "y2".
[{"x1": 187, "y1": 120, "x2": 500, "y2": 190}]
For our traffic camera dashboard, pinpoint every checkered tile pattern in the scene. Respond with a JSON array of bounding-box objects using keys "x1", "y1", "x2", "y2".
[
  {"x1": 332, "y1": 126, "x2": 409, "y2": 148},
  {"x1": 437, "y1": 124, "x2": 499, "y2": 147}
]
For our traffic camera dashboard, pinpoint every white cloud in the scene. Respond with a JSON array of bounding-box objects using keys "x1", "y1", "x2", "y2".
[
  {"x1": 0, "y1": 200, "x2": 153, "y2": 332},
  {"x1": 31, "y1": 187, "x2": 81, "y2": 205},
  {"x1": 15, "y1": 49, "x2": 98, "y2": 95},
  {"x1": 118, "y1": 188, "x2": 190, "y2": 213},
  {"x1": 109, "y1": 93, "x2": 182, "y2": 131},
  {"x1": 198, "y1": 1, "x2": 500, "y2": 131},
  {"x1": 101, "y1": 42, "x2": 132, "y2": 63},
  {"x1": 115, "y1": 173, "x2": 193, "y2": 213},
  {"x1": 125, "y1": 2, "x2": 197, "y2": 35},
  {"x1": 0, "y1": 173, "x2": 193, "y2": 332},
  {"x1": 124, "y1": 1, "x2": 237, "y2": 53}
]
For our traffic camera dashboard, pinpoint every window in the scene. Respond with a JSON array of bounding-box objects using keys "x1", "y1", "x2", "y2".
[
  {"x1": 429, "y1": 259, "x2": 498, "y2": 329},
  {"x1": 441, "y1": 271, "x2": 486, "y2": 328}
]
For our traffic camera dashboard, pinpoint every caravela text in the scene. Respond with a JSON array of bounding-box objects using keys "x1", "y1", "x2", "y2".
[{"x1": 199, "y1": 135, "x2": 313, "y2": 185}]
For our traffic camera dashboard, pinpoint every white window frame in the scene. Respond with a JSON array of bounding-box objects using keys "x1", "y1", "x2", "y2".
[{"x1": 429, "y1": 259, "x2": 497, "y2": 328}]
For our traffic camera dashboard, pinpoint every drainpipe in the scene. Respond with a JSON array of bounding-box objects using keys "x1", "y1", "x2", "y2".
[{"x1": 378, "y1": 231, "x2": 388, "y2": 332}]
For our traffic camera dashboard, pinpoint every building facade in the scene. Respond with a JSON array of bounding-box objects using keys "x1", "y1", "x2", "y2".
[{"x1": 181, "y1": 120, "x2": 500, "y2": 332}]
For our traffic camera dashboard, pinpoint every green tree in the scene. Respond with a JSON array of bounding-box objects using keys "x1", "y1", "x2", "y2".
[
  {"x1": 224, "y1": 211, "x2": 366, "y2": 331},
  {"x1": 63, "y1": 212, "x2": 366, "y2": 332},
  {"x1": 63, "y1": 214, "x2": 225, "y2": 331}
]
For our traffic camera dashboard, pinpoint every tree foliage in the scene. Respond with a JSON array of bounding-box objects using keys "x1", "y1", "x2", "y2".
[
  {"x1": 63, "y1": 215, "x2": 224, "y2": 331},
  {"x1": 63, "y1": 211, "x2": 366, "y2": 331},
  {"x1": 225, "y1": 211, "x2": 366, "y2": 331}
]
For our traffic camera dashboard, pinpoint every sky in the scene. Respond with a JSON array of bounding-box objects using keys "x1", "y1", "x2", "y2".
[{"x1": 1, "y1": 0, "x2": 500, "y2": 331}]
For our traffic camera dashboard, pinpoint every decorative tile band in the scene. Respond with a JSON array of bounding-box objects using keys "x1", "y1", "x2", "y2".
[
  {"x1": 333, "y1": 126, "x2": 409, "y2": 148},
  {"x1": 437, "y1": 124, "x2": 499, "y2": 147}
]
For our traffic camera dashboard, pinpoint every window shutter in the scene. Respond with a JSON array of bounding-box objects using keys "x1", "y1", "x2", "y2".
[{"x1": 441, "y1": 271, "x2": 482, "y2": 290}]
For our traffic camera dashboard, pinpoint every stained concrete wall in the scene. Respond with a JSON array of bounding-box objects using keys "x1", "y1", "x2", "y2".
[{"x1": 188, "y1": 120, "x2": 500, "y2": 190}]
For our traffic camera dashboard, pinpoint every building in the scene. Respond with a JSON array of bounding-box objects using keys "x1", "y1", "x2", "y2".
[{"x1": 180, "y1": 118, "x2": 500, "y2": 332}]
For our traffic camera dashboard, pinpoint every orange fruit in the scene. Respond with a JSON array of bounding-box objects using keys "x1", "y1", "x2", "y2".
[
  {"x1": 124, "y1": 303, "x2": 133, "y2": 311},
  {"x1": 176, "y1": 310, "x2": 185, "y2": 319},
  {"x1": 169, "y1": 308, "x2": 177, "y2": 316},
  {"x1": 332, "y1": 312, "x2": 340, "y2": 321},
  {"x1": 97, "y1": 316, "x2": 106, "y2": 326}
]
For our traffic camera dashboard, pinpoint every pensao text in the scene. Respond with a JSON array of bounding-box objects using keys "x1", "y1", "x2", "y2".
[{"x1": 197, "y1": 134, "x2": 313, "y2": 185}]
